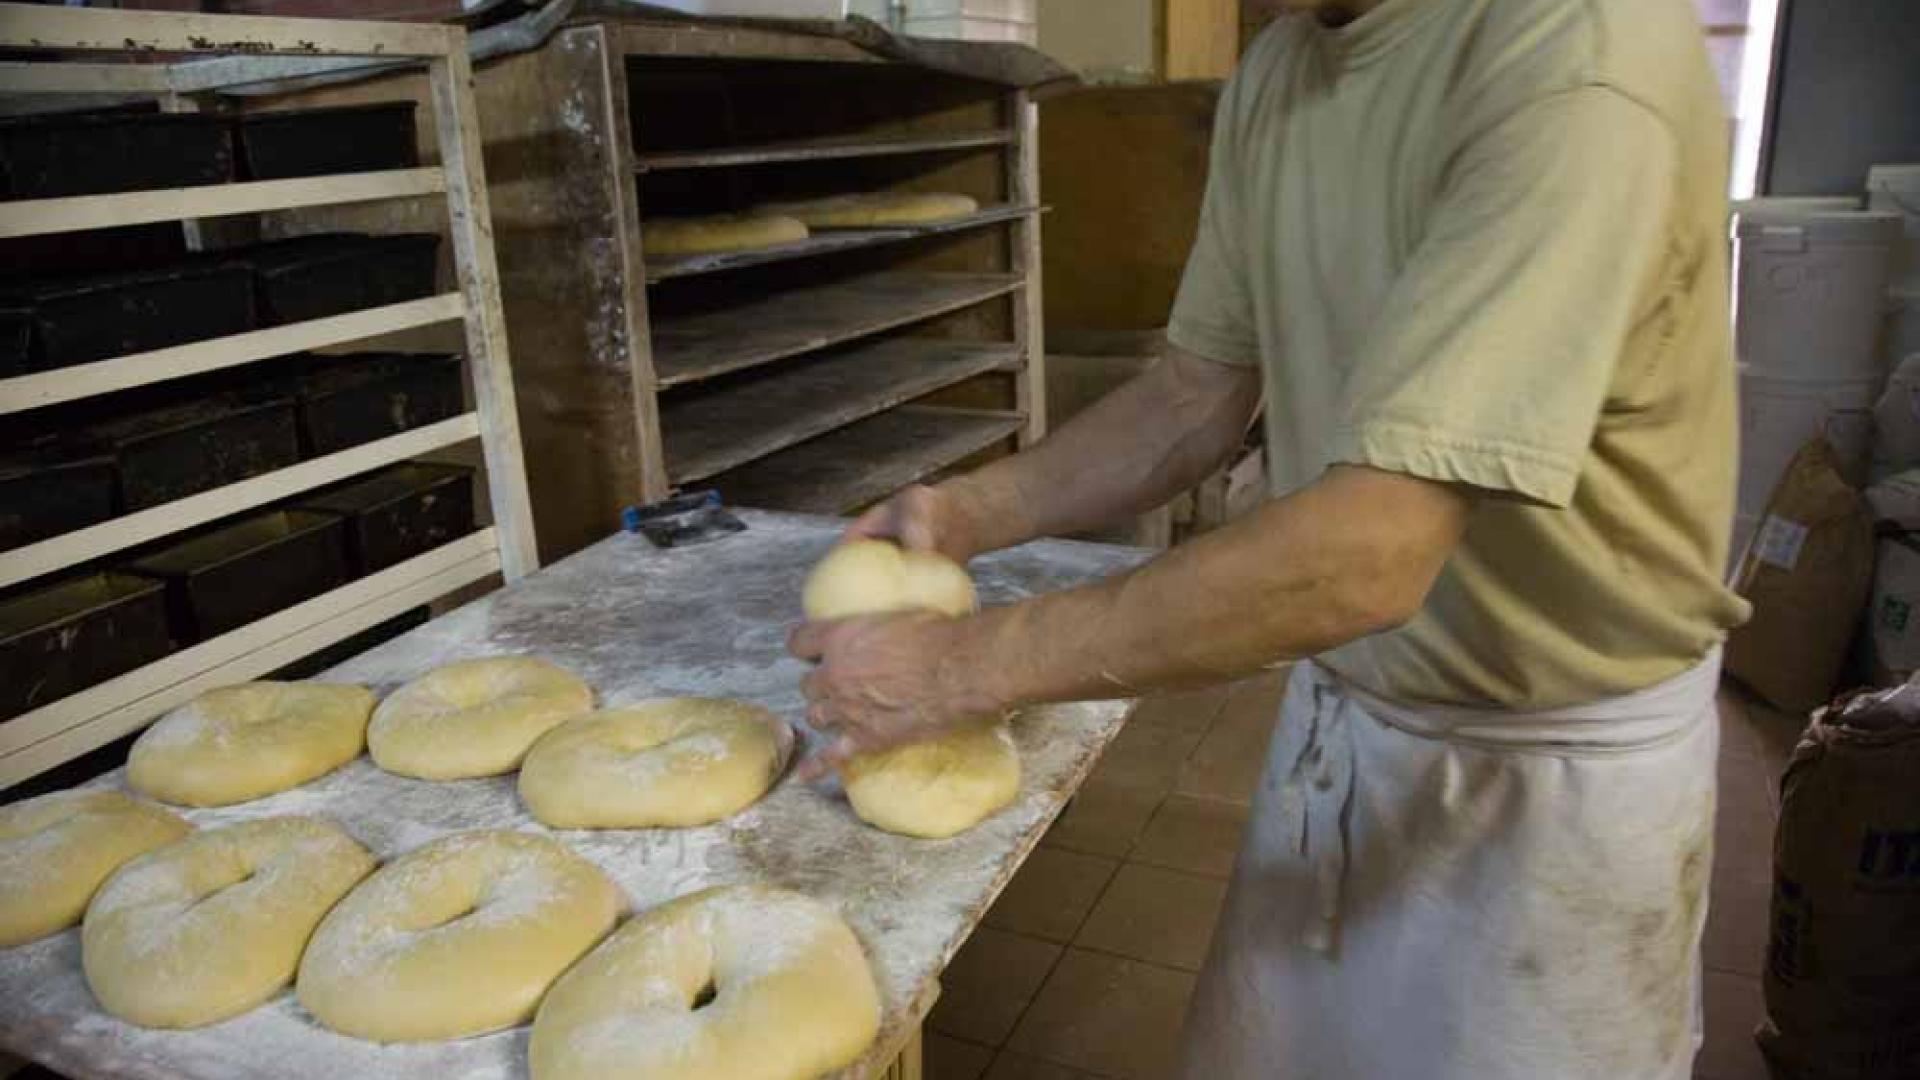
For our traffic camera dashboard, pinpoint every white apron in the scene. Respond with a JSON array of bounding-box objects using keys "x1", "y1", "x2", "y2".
[{"x1": 1178, "y1": 654, "x2": 1722, "y2": 1080}]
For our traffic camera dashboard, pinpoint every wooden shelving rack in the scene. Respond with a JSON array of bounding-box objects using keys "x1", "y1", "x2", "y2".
[{"x1": 0, "y1": 4, "x2": 538, "y2": 788}]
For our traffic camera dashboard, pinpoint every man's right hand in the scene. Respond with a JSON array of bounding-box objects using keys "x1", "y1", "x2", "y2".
[{"x1": 843, "y1": 484, "x2": 979, "y2": 564}]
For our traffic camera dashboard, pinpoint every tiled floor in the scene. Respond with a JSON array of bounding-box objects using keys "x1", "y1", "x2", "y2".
[{"x1": 929, "y1": 674, "x2": 1798, "y2": 1080}]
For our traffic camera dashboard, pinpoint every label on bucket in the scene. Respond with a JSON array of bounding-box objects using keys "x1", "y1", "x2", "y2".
[{"x1": 1755, "y1": 514, "x2": 1810, "y2": 571}]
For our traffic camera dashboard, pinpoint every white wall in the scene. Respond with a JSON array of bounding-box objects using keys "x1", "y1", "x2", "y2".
[{"x1": 1038, "y1": 0, "x2": 1159, "y2": 82}]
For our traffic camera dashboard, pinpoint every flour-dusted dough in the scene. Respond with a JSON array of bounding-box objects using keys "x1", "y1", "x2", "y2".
[
  {"x1": 297, "y1": 829, "x2": 620, "y2": 1042},
  {"x1": 760, "y1": 191, "x2": 979, "y2": 228},
  {"x1": 529, "y1": 884, "x2": 881, "y2": 1080},
  {"x1": 520, "y1": 699, "x2": 794, "y2": 829},
  {"x1": 642, "y1": 212, "x2": 809, "y2": 257},
  {"x1": 369, "y1": 657, "x2": 594, "y2": 780},
  {"x1": 82, "y1": 817, "x2": 374, "y2": 1028},
  {"x1": 0, "y1": 792, "x2": 190, "y2": 948},
  {"x1": 801, "y1": 541, "x2": 1021, "y2": 838},
  {"x1": 128, "y1": 682, "x2": 376, "y2": 807}
]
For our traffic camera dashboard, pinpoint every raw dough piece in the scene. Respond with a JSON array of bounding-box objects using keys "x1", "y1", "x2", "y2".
[
  {"x1": 643, "y1": 212, "x2": 808, "y2": 258},
  {"x1": 128, "y1": 682, "x2": 376, "y2": 807},
  {"x1": 520, "y1": 699, "x2": 793, "y2": 829},
  {"x1": 0, "y1": 791, "x2": 189, "y2": 948},
  {"x1": 369, "y1": 657, "x2": 594, "y2": 780},
  {"x1": 801, "y1": 541, "x2": 1021, "y2": 838},
  {"x1": 761, "y1": 191, "x2": 979, "y2": 228},
  {"x1": 297, "y1": 829, "x2": 620, "y2": 1042},
  {"x1": 83, "y1": 817, "x2": 374, "y2": 1028},
  {"x1": 529, "y1": 884, "x2": 881, "y2": 1080},
  {"x1": 839, "y1": 720, "x2": 1022, "y2": 840}
]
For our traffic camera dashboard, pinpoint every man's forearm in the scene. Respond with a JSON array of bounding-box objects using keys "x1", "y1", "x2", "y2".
[
  {"x1": 941, "y1": 466, "x2": 1471, "y2": 708},
  {"x1": 942, "y1": 347, "x2": 1262, "y2": 558}
]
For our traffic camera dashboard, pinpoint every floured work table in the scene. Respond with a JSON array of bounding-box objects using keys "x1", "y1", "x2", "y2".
[{"x1": 0, "y1": 511, "x2": 1147, "y2": 1080}]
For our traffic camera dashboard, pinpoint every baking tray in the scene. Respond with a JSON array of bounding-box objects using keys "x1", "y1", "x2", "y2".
[
  {"x1": 0, "y1": 572, "x2": 172, "y2": 721},
  {"x1": 0, "y1": 109, "x2": 232, "y2": 200},
  {"x1": 127, "y1": 510, "x2": 348, "y2": 643},
  {"x1": 88, "y1": 394, "x2": 301, "y2": 512},
  {"x1": 288, "y1": 352, "x2": 465, "y2": 455},
  {"x1": 294, "y1": 463, "x2": 476, "y2": 574},
  {"x1": 2, "y1": 260, "x2": 256, "y2": 370},
  {"x1": 0, "y1": 447, "x2": 118, "y2": 551},
  {"x1": 233, "y1": 103, "x2": 420, "y2": 181},
  {"x1": 239, "y1": 233, "x2": 441, "y2": 326}
]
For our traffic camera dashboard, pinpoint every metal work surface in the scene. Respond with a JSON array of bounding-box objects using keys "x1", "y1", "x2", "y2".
[{"x1": 0, "y1": 511, "x2": 1146, "y2": 1080}]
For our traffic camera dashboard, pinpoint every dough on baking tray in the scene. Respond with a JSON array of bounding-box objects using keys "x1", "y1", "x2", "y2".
[
  {"x1": 296, "y1": 829, "x2": 620, "y2": 1042},
  {"x1": 0, "y1": 791, "x2": 190, "y2": 948},
  {"x1": 801, "y1": 540, "x2": 1021, "y2": 838},
  {"x1": 83, "y1": 817, "x2": 374, "y2": 1028},
  {"x1": 519, "y1": 698, "x2": 793, "y2": 830},
  {"x1": 529, "y1": 884, "x2": 881, "y2": 1080},
  {"x1": 760, "y1": 191, "x2": 979, "y2": 228},
  {"x1": 368, "y1": 657, "x2": 594, "y2": 780},
  {"x1": 128, "y1": 682, "x2": 376, "y2": 807},
  {"x1": 642, "y1": 212, "x2": 809, "y2": 258}
]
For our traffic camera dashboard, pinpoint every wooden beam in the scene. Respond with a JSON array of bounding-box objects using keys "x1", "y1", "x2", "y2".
[
  {"x1": 1165, "y1": 0, "x2": 1241, "y2": 80},
  {"x1": 0, "y1": 2, "x2": 461, "y2": 59},
  {"x1": 0, "y1": 168, "x2": 446, "y2": 240},
  {"x1": 0, "y1": 60, "x2": 171, "y2": 96}
]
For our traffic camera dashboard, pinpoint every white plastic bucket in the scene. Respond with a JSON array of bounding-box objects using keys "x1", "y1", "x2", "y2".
[
  {"x1": 1733, "y1": 209, "x2": 1904, "y2": 381},
  {"x1": 1874, "y1": 353, "x2": 1920, "y2": 469},
  {"x1": 1738, "y1": 368, "x2": 1881, "y2": 519},
  {"x1": 1889, "y1": 284, "x2": 1920, "y2": 368},
  {"x1": 1867, "y1": 163, "x2": 1920, "y2": 287}
]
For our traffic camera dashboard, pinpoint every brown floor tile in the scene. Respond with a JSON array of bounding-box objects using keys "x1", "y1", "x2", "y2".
[
  {"x1": 1075, "y1": 862, "x2": 1228, "y2": 972},
  {"x1": 928, "y1": 1033, "x2": 998, "y2": 1080},
  {"x1": 1007, "y1": 948, "x2": 1198, "y2": 1080},
  {"x1": 1127, "y1": 686, "x2": 1232, "y2": 737},
  {"x1": 1697, "y1": 970, "x2": 1770, "y2": 1080},
  {"x1": 985, "y1": 1051, "x2": 1111, "y2": 1080},
  {"x1": 1704, "y1": 862, "x2": 1772, "y2": 978},
  {"x1": 930, "y1": 927, "x2": 1064, "y2": 1047},
  {"x1": 1088, "y1": 721, "x2": 1204, "y2": 795},
  {"x1": 1172, "y1": 677, "x2": 1281, "y2": 806},
  {"x1": 1043, "y1": 779, "x2": 1165, "y2": 859},
  {"x1": 986, "y1": 847, "x2": 1121, "y2": 944},
  {"x1": 1130, "y1": 793, "x2": 1250, "y2": 879}
]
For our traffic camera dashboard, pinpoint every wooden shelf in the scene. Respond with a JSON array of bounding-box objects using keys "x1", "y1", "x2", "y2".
[
  {"x1": 664, "y1": 339, "x2": 1020, "y2": 485},
  {"x1": 0, "y1": 293, "x2": 467, "y2": 415},
  {"x1": 652, "y1": 271, "x2": 1023, "y2": 388},
  {"x1": 0, "y1": 413, "x2": 480, "y2": 590},
  {"x1": 0, "y1": 168, "x2": 447, "y2": 240},
  {"x1": 636, "y1": 130, "x2": 1014, "y2": 172},
  {"x1": 0, "y1": 530, "x2": 501, "y2": 789},
  {"x1": 713, "y1": 406, "x2": 1025, "y2": 514},
  {"x1": 645, "y1": 204, "x2": 1041, "y2": 283}
]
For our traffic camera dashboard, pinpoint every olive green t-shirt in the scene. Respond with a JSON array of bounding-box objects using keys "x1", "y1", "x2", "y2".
[{"x1": 1168, "y1": 0, "x2": 1750, "y2": 709}]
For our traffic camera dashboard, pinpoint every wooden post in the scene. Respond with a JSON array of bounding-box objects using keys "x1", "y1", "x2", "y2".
[
  {"x1": 1007, "y1": 89, "x2": 1047, "y2": 446},
  {"x1": 1165, "y1": 0, "x2": 1241, "y2": 81},
  {"x1": 603, "y1": 33, "x2": 674, "y2": 505},
  {"x1": 428, "y1": 43, "x2": 541, "y2": 581}
]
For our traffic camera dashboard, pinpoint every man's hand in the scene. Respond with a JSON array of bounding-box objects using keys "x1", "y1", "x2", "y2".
[
  {"x1": 788, "y1": 611, "x2": 1004, "y2": 779},
  {"x1": 842, "y1": 484, "x2": 980, "y2": 564}
]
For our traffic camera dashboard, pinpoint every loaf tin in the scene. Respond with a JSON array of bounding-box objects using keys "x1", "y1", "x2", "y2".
[
  {"x1": 241, "y1": 233, "x2": 441, "y2": 325},
  {"x1": 0, "y1": 307, "x2": 28, "y2": 377},
  {"x1": 0, "y1": 110, "x2": 232, "y2": 200},
  {"x1": 128, "y1": 510, "x2": 349, "y2": 643},
  {"x1": 233, "y1": 103, "x2": 420, "y2": 180},
  {"x1": 0, "y1": 447, "x2": 118, "y2": 551},
  {"x1": 296, "y1": 462, "x2": 476, "y2": 574},
  {"x1": 3, "y1": 260, "x2": 256, "y2": 370},
  {"x1": 88, "y1": 394, "x2": 301, "y2": 512},
  {"x1": 0, "y1": 223, "x2": 188, "y2": 283},
  {"x1": 290, "y1": 352, "x2": 465, "y2": 455},
  {"x1": 0, "y1": 572, "x2": 172, "y2": 721}
]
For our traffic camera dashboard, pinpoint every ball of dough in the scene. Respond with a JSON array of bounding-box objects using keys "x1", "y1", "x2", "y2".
[
  {"x1": 0, "y1": 792, "x2": 190, "y2": 948},
  {"x1": 643, "y1": 212, "x2": 808, "y2": 257},
  {"x1": 841, "y1": 721, "x2": 1021, "y2": 840},
  {"x1": 82, "y1": 817, "x2": 375, "y2": 1028},
  {"x1": 760, "y1": 192, "x2": 979, "y2": 228},
  {"x1": 801, "y1": 539, "x2": 977, "y2": 622},
  {"x1": 369, "y1": 657, "x2": 594, "y2": 780},
  {"x1": 529, "y1": 884, "x2": 881, "y2": 1080},
  {"x1": 520, "y1": 699, "x2": 794, "y2": 830},
  {"x1": 128, "y1": 682, "x2": 376, "y2": 807},
  {"x1": 297, "y1": 829, "x2": 620, "y2": 1042}
]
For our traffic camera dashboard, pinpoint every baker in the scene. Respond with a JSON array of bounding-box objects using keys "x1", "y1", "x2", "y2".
[{"x1": 790, "y1": 0, "x2": 1748, "y2": 1075}]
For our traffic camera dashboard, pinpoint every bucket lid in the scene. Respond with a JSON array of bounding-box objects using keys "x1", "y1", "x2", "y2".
[{"x1": 1734, "y1": 208, "x2": 1904, "y2": 245}]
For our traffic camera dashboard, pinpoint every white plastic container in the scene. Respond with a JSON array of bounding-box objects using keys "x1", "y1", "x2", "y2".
[
  {"x1": 1738, "y1": 367, "x2": 1881, "y2": 520},
  {"x1": 1873, "y1": 353, "x2": 1920, "y2": 469},
  {"x1": 1733, "y1": 208, "x2": 1904, "y2": 381},
  {"x1": 1868, "y1": 163, "x2": 1920, "y2": 287},
  {"x1": 1889, "y1": 284, "x2": 1920, "y2": 368},
  {"x1": 901, "y1": 1, "x2": 1037, "y2": 44}
]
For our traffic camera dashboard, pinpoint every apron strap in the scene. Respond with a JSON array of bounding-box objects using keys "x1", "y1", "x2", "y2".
[{"x1": 1277, "y1": 675, "x2": 1360, "y2": 953}]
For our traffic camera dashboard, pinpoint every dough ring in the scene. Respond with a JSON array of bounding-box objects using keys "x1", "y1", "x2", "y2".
[
  {"x1": 83, "y1": 817, "x2": 375, "y2": 1028},
  {"x1": 529, "y1": 884, "x2": 881, "y2": 1080},
  {"x1": 128, "y1": 682, "x2": 376, "y2": 807},
  {"x1": 760, "y1": 191, "x2": 979, "y2": 229},
  {"x1": 842, "y1": 720, "x2": 1021, "y2": 839},
  {"x1": 519, "y1": 699, "x2": 794, "y2": 829},
  {"x1": 369, "y1": 657, "x2": 594, "y2": 780},
  {"x1": 0, "y1": 791, "x2": 190, "y2": 948},
  {"x1": 642, "y1": 212, "x2": 808, "y2": 257},
  {"x1": 802, "y1": 539, "x2": 978, "y2": 621},
  {"x1": 297, "y1": 829, "x2": 621, "y2": 1042}
]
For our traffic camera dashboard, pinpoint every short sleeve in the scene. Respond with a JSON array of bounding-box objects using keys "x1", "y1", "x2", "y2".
[
  {"x1": 1167, "y1": 78, "x2": 1261, "y2": 368},
  {"x1": 1330, "y1": 88, "x2": 1680, "y2": 508}
]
